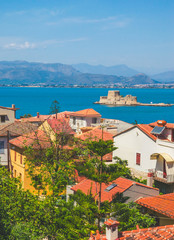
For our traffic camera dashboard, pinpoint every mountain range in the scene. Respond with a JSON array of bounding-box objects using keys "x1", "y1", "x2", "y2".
[
  {"x1": 72, "y1": 63, "x2": 139, "y2": 77},
  {"x1": 0, "y1": 60, "x2": 169, "y2": 86}
]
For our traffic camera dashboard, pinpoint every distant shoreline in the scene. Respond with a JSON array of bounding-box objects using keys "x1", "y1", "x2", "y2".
[{"x1": 0, "y1": 84, "x2": 174, "y2": 89}]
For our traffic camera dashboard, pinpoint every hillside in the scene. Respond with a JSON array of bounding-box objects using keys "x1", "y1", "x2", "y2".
[
  {"x1": 153, "y1": 71, "x2": 174, "y2": 83},
  {"x1": 0, "y1": 61, "x2": 157, "y2": 86},
  {"x1": 72, "y1": 63, "x2": 139, "y2": 77}
]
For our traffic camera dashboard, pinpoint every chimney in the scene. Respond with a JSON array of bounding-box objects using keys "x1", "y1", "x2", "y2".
[
  {"x1": 12, "y1": 104, "x2": 15, "y2": 109},
  {"x1": 105, "y1": 219, "x2": 120, "y2": 240},
  {"x1": 37, "y1": 112, "x2": 39, "y2": 118},
  {"x1": 147, "y1": 171, "x2": 154, "y2": 187}
]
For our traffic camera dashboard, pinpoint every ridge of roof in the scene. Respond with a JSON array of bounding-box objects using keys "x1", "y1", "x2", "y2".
[
  {"x1": 137, "y1": 124, "x2": 157, "y2": 141},
  {"x1": 0, "y1": 106, "x2": 19, "y2": 111}
]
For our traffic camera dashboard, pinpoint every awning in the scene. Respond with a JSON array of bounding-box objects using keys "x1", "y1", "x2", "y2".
[{"x1": 150, "y1": 153, "x2": 174, "y2": 163}]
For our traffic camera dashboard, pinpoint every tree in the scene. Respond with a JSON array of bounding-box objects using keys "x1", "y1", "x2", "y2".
[
  {"x1": 111, "y1": 196, "x2": 156, "y2": 231},
  {"x1": 20, "y1": 113, "x2": 32, "y2": 118},
  {"x1": 76, "y1": 138, "x2": 128, "y2": 229},
  {"x1": 50, "y1": 100, "x2": 60, "y2": 119}
]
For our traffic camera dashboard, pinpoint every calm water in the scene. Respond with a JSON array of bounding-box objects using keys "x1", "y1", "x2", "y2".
[{"x1": 0, "y1": 87, "x2": 173, "y2": 124}]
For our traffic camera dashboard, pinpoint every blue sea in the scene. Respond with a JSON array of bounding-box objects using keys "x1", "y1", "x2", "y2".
[{"x1": 0, "y1": 87, "x2": 173, "y2": 124}]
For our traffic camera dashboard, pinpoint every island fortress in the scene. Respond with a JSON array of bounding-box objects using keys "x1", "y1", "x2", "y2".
[
  {"x1": 96, "y1": 90, "x2": 138, "y2": 105},
  {"x1": 95, "y1": 90, "x2": 173, "y2": 107}
]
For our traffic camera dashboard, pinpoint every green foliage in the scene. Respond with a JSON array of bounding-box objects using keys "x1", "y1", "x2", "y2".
[
  {"x1": 20, "y1": 113, "x2": 32, "y2": 118},
  {"x1": 87, "y1": 139, "x2": 117, "y2": 158},
  {"x1": 24, "y1": 133, "x2": 75, "y2": 196},
  {"x1": 111, "y1": 201, "x2": 156, "y2": 231},
  {"x1": 50, "y1": 100, "x2": 60, "y2": 116}
]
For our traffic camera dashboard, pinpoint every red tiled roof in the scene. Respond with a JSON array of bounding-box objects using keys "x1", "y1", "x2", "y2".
[
  {"x1": 52, "y1": 111, "x2": 72, "y2": 119},
  {"x1": 137, "y1": 124, "x2": 157, "y2": 141},
  {"x1": 104, "y1": 219, "x2": 119, "y2": 226},
  {"x1": 136, "y1": 193, "x2": 174, "y2": 219},
  {"x1": 119, "y1": 224, "x2": 174, "y2": 239},
  {"x1": 77, "y1": 128, "x2": 113, "y2": 141},
  {"x1": 150, "y1": 121, "x2": 174, "y2": 129},
  {"x1": 9, "y1": 129, "x2": 51, "y2": 149},
  {"x1": 71, "y1": 177, "x2": 156, "y2": 203},
  {"x1": 0, "y1": 122, "x2": 37, "y2": 137},
  {"x1": 20, "y1": 115, "x2": 51, "y2": 122},
  {"x1": 69, "y1": 109, "x2": 101, "y2": 117},
  {"x1": 47, "y1": 118, "x2": 75, "y2": 135}
]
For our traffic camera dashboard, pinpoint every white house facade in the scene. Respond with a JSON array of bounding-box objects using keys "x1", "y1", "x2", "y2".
[
  {"x1": 113, "y1": 121, "x2": 174, "y2": 193},
  {"x1": 69, "y1": 109, "x2": 101, "y2": 133}
]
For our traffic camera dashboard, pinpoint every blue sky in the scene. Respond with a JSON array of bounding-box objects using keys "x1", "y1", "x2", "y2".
[{"x1": 0, "y1": 0, "x2": 173, "y2": 73}]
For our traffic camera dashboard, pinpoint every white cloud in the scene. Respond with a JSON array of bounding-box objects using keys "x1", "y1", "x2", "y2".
[
  {"x1": 47, "y1": 16, "x2": 131, "y2": 29},
  {"x1": 4, "y1": 41, "x2": 36, "y2": 50},
  {"x1": 2, "y1": 38, "x2": 87, "y2": 50}
]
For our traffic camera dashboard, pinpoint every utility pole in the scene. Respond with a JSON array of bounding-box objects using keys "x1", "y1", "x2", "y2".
[{"x1": 7, "y1": 130, "x2": 10, "y2": 172}]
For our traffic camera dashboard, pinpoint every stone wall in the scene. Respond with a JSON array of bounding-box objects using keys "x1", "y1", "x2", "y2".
[{"x1": 98, "y1": 91, "x2": 137, "y2": 105}]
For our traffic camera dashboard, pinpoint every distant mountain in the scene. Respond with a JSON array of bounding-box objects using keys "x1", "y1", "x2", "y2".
[
  {"x1": 126, "y1": 73, "x2": 158, "y2": 85},
  {"x1": 152, "y1": 71, "x2": 174, "y2": 83},
  {"x1": 0, "y1": 61, "x2": 158, "y2": 86},
  {"x1": 72, "y1": 63, "x2": 139, "y2": 77}
]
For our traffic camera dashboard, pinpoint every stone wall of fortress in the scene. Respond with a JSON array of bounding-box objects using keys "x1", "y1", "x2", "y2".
[{"x1": 99, "y1": 90, "x2": 137, "y2": 105}]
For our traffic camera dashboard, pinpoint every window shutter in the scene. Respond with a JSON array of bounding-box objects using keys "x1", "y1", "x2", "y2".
[{"x1": 136, "y1": 153, "x2": 141, "y2": 165}]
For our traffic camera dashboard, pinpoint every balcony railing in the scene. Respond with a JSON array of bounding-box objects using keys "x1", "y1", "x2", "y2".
[{"x1": 148, "y1": 169, "x2": 174, "y2": 183}]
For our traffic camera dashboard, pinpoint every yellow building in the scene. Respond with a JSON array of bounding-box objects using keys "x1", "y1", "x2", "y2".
[
  {"x1": 9, "y1": 129, "x2": 50, "y2": 194},
  {"x1": 9, "y1": 118, "x2": 75, "y2": 194}
]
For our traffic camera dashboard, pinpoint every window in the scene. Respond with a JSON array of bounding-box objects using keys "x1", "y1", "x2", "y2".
[
  {"x1": 1, "y1": 115, "x2": 5, "y2": 123},
  {"x1": 105, "y1": 183, "x2": 117, "y2": 192},
  {"x1": 0, "y1": 141, "x2": 4, "y2": 154},
  {"x1": 136, "y1": 153, "x2": 141, "y2": 165},
  {"x1": 20, "y1": 154, "x2": 22, "y2": 164},
  {"x1": 14, "y1": 170, "x2": 16, "y2": 178},
  {"x1": 92, "y1": 118, "x2": 97, "y2": 124},
  {"x1": 15, "y1": 151, "x2": 16, "y2": 161}
]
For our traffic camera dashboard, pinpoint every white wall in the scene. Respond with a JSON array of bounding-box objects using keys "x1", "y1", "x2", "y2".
[
  {"x1": 0, "y1": 137, "x2": 8, "y2": 166},
  {"x1": 69, "y1": 116, "x2": 100, "y2": 132},
  {"x1": 113, "y1": 127, "x2": 157, "y2": 174},
  {"x1": 113, "y1": 127, "x2": 174, "y2": 177}
]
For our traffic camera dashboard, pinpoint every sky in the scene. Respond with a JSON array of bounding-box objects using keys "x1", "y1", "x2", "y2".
[{"x1": 0, "y1": 0, "x2": 173, "y2": 74}]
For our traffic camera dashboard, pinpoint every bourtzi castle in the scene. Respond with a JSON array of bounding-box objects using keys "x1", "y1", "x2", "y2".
[{"x1": 96, "y1": 90, "x2": 138, "y2": 105}]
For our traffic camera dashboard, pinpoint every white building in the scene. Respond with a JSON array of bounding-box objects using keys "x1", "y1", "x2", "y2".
[
  {"x1": 113, "y1": 121, "x2": 174, "y2": 193},
  {"x1": 69, "y1": 108, "x2": 101, "y2": 133}
]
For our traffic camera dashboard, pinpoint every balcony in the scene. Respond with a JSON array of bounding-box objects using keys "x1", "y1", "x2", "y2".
[{"x1": 148, "y1": 169, "x2": 174, "y2": 183}]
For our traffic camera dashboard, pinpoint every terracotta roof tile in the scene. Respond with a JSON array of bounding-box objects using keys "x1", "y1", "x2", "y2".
[
  {"x1": 47, "y1": 118, "x2": 75, "y2": 135},
  {"x1": 0, "y1": 122, "x2": 38, "y2": 137},
  {"x1": 69, "y1": 108, "x2": 101, "y2": 117},
  {"x1": 9, "y1": 129, "x2": 51, "y2": 149},
  {"x1": 137, "y1": 124, "x2": 157, "y2": 141},
  {"x1": 150, "y1": 121, "x2": 174, "y2": 129},
  {"x1": 120, "y1": 224, "x2": 174, "y2": 239},
  {"x1": 76, "y1": 128, "x2": 113, "y2": 141},
  {"x1": 136, "y1": 193, "x2": 174, "y2": 218},
  {"x1": 71, "y1": 177, "x2": 156, "y2": 202}
]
